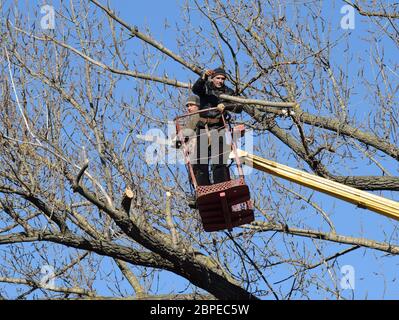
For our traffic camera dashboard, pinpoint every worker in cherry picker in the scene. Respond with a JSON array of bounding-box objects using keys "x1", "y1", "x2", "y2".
[
  {"x1": 174, "y1": 95, "x2": 201, "y2": 153},
  {"x1": 173, "y1": 94, "x2": 201, "y2": 208},
  {"x1": 191, "y1": 67, "x2": 243, "y2": 187}
]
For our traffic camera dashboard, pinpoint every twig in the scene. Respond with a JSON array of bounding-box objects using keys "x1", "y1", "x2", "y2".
[
  {"x1": 225, "y1": 231, "x2": 280, "y2": 300},
  {"x1": 89, "y1": 0, "x2": 202, "y2": 74},
  {"x1": 4, "y1": 47, "x2": 41, "y2": 145},
  {"x1": 74, "y1": 159, "x2": 89, "y2": 188},
  {"x1": 274, "y1": 245, "x2": 359, "y2": 285},
  {"x1": 274, "y1": 179, "x2": 336, "y2": 233}
]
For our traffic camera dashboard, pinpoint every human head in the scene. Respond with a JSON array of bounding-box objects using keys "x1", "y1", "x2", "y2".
[
  {"x1": 185, "y1": 95, "x2": 200, "y2": 113},
  {"x1": 210, "y1": 67, "x2": 227, "y2": 88}
]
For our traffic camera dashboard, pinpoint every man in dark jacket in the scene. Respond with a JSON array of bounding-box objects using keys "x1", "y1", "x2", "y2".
[{"x1": 191, "y1": 67, "x2": 243, "y2": 186}]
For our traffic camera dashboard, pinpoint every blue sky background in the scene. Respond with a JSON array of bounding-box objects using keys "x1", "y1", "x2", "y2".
[{"x1": 2, "y1": 0, "x2": 399, "y2": 299}]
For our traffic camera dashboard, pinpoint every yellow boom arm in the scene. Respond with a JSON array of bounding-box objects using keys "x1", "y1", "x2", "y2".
[{"x1": 236, "y1": 150, "x2": 399, "y2": 221}]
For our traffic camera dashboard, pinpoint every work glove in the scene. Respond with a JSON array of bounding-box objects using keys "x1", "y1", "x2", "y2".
[
  {"x1": 202, "y1": 69, "x2": 215, "y2": 80},
  {"x1": 216, "y1": 103, "x2": 225, "y2": 113}
]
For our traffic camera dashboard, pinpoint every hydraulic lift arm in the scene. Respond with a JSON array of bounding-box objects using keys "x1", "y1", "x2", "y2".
[{"x1": 236, "y1": 150, "x2": 399, "y2": 221}]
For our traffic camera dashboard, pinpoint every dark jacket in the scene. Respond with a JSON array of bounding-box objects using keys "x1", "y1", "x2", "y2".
[{"x1": 192, "y1": 77, "x2": 243, "y2": 121}]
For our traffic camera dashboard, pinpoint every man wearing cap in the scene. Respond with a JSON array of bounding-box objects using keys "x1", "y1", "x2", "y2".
[
  {"x1": 191, "y1": 67, "x2": 243, "y2": 186},
  {"x1": 184, "y1": 95, "x2": 201, "y2": 132},
  {"x1": 192, "y1": 68, "x2": 243, "y2": 118},
  {"x1": 173, "y1": 95, "x2": 200, "y2": 148},
  {"x1": 173, "y1": 95, "x2": 202, "y2": 208}
]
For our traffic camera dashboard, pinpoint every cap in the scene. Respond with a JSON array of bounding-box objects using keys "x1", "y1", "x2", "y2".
[
  {"x1": 185, "y1": 95, "x2": 200, "y2": 106},
  {"x1": 211, "y1": 67, "x2": 226, "y2": 78}
]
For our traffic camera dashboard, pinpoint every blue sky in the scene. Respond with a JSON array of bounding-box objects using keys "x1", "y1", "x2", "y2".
[
  {"x1": 2, "y1": 0, "x2": 399, "y2": 299},
  {"x1": 99, "y1": 0, "x2": 399, "y2": 299}
]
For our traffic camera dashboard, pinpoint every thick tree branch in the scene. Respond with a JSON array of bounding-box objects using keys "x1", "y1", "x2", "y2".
[
  {"x1": 0, "y1": 276, "x2": 95, "y2": 297},
  {"x1": 0, "y1": 232, "x2": 175, "y2": 270},
  {"x1": 247, "y1": 107, "x2": 399, "y2": 191},
  {"x1": 343, "y1": 0, "x2": 399, "y2": 19},
  {"x1": 57, "y1": 293, "x2": 215, "y2": 300},
  {"x1": 295, "y1": 109, "x2": 399, "y2": 162},
  {"x1": 68, "y1": 174, "x2": 258, "y2": 299}
]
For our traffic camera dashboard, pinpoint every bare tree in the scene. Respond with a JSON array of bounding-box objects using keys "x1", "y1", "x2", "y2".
[{"x1": 0, "y1": 0, "x2": 398, "y2": 299}]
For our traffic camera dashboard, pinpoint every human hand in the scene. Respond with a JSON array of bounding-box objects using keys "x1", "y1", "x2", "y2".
[
  {"x1": 217, "y1": 103, "x2": 225, "y2": 113},
  {"x1": 202, "y1": 69, "x2": 215, "y2": 79}
]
